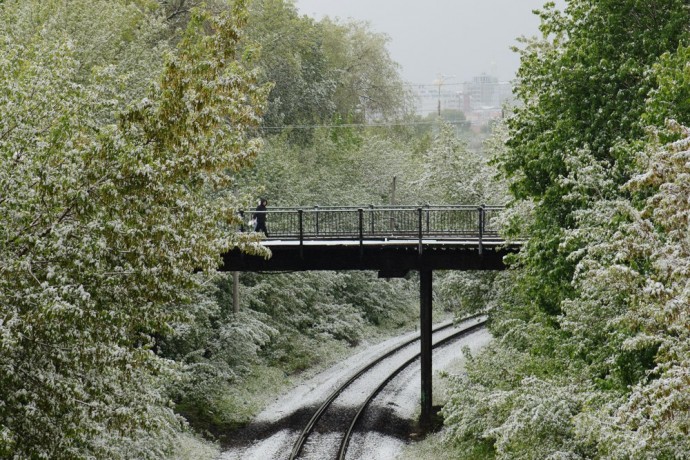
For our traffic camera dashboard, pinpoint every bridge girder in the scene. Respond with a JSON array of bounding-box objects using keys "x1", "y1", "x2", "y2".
[{"x1": 220, "y1": 241, "x2": 516, "y2": 275}]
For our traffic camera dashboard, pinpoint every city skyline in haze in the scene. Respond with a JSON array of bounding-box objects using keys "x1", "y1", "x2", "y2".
[{"x1": 293, "y1": 0, "x2": 565, "y2": 86}]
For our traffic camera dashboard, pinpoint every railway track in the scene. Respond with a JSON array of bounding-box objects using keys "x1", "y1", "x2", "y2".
[{"x1": 289, "y1": 316, "x2": 487, "y2": 460}]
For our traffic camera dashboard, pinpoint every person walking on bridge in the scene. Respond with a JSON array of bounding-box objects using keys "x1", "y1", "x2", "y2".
[{"x1": 253, "y1": 198, "x2": 268, "y2": 236}]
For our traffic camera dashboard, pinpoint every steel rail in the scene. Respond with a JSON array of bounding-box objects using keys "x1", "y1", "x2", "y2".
[
  {"x1": 337, "y1": 319, "x2": 487, "y2": 460},
  {"x1": 288, "y1": 315, "x2": 485, "y2": 460}
]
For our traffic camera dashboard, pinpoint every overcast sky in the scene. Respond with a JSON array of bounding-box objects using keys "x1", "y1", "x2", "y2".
[{"x1": 293, "y1": 0, "x2": 565, "y2": 86}]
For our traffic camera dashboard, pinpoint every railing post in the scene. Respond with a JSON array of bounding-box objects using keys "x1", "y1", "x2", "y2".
[
  {"x1": 298, "y1": 209, "x2": 304, "y2": 259},
  {"x1": 314, "y1": 205, "x2": 319, "y2": 236},
  {"x1": 425, "y1": 204, "x2": 430, "y2": 235},
  {"x1": 417, "y1": 207, "x2": 423, "y2": 255},
  {"x1": 358, "y1": 208, "x2": 364, "y2": 258},
  {"x1": 369, "y1": 204, "x2": 374, "y2": 236},
  {"x1": 478, "y1": 205, "x2": 484, "y2": 255}
]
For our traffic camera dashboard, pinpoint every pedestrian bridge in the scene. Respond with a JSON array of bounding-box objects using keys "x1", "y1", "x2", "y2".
[
  {"x1": 220, "y1": 205, "x2": 522, "y2": 426},
  {"x1": 221, "y1": 205, "x2": 519, "y2": 276}
]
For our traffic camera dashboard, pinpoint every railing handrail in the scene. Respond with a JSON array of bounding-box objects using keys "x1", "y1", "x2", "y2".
[
  {"x1": 238, "y1": 205, "x2": 506, "y2": 253},
  {"x1": 247, "y1": 204, "x2": 505, "y2": 213}
]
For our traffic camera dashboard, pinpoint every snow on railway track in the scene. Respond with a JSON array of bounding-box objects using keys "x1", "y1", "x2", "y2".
[{"x1": 219, "y1": 316, "x2": 489, "y2": 460}]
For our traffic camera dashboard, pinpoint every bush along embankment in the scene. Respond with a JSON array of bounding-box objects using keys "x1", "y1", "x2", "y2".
[{"x1": 440, "y1": 2, "x2": 690, "y2": 458}]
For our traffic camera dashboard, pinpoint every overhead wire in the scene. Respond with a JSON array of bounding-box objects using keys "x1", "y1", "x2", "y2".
[{"x1": 260, "y1": 120, "x2": 469, "y2": 131}]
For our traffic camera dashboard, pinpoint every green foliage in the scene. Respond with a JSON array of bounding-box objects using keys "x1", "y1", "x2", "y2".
[
  {"x1": 646, "y1": 45, "x2": 690, "y2": 133},
  {"x1": 240, "y1": 116, "x2": 508, "y2": 211},
  {"x1": 436, "y1": 271, "x2": 499, "y2": 317},
  {"x1": 170, "y1": 431, "x2": 220, "y2": 460},
  {"x1": 319, "y1": 17, "x2": 409, "y2": 121},
  {"x1": 498, "y1": 0, "x2": 690, "y2": 314},
  {"x1": 332, "y1": 272, "x2": 416, "y2": 327},
  {"x1": 414, "y1": 121, "x2": 508, "y2": 205},
  {"x1": 442, "y1": 2, "x2": 690, "y2": 458},
  {"x1": 244, "y1": 0, "x2": 336, "y2": 144},
  {"x1": 243, "y1": 0, "x2": 410, "y2": 145},
  {"x1": 160, "y1": 280, "x2": 278, "y2": 426},
  {"x1": 0, "y1": 0, "x2": 268, "y2": 457},
  {"x1": 242, "y1": 271, "x2": 414, "y2": 348},
  {"x1": 237, "y1": 128, "x2": 405, "y2": 205}
]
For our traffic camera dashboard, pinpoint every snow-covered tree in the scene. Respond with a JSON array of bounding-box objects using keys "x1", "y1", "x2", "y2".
[
  {"x1": 442, "y1": 1, "x2": 690, "y2": 458},
  {"x1": 0, "y1": 0, "x2": 269, "y2": 457}
]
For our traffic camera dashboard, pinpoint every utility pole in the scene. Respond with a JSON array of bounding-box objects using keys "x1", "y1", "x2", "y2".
[
  {"x1": 390, "y1": 175, "x2": 397, "y2": 232},
  {"x1": 434, "y1": 73, "x2": 456, "y2": 117},
  {"x1": 391, "y1": 175, "x2": 397, "y2": 206}
]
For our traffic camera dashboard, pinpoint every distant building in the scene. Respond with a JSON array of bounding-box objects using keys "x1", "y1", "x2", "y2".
[
  {"x1": 412, "y1": 84, "x2": 463, "y2": 116},
  {"x1": 464, "y1": 73, "x2": 513, "y2": 109},
  {"x1": 412, "y1": 73, "x2": 513, "y2": 129}
]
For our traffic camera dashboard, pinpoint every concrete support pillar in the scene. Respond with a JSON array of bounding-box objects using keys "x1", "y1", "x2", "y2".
[{"x1": 420, "y1": 269, "x2": 433, "y2": 426}]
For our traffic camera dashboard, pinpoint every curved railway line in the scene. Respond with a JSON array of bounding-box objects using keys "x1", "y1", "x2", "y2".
[{"x1": 289, "y1": 316, "x2": 487, "y2": 460}]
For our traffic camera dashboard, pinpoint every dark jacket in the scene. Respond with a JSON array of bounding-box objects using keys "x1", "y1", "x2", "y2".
[
  {"x1": 253, "y1": 203, "x2": 268, "y2": 235},
  {"x1": 253, "y1": 204, "x2": 267, "y2": 225}
]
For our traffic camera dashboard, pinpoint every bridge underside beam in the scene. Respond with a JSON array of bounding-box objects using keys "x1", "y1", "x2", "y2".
[{"x1": 220, "y1": 243, "x2": 514, "y2": 273}]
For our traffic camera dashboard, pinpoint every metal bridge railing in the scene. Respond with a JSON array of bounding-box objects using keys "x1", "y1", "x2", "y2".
[{"x1": 243, "y1": 205, "x2": 505, "y2": 244}]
